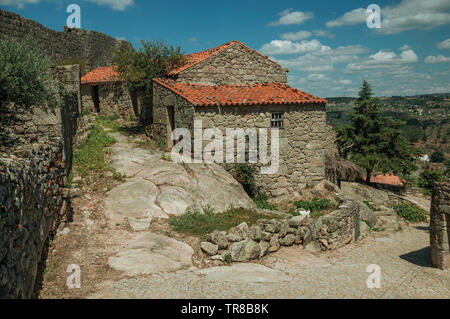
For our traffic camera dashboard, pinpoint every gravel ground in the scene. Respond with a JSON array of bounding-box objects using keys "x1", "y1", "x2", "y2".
[{"x1": 88, "y1": 225, "x2": 450, "y2": 299}]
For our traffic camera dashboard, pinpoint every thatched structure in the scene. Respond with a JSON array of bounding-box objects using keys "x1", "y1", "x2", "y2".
[{"x1": 325, "y1": 153, "x2": 365, "y2": 188}]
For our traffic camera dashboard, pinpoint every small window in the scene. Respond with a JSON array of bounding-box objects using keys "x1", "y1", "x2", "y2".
[{"x1": 271, "y1": 112, "x2": 284, "y2": 128}]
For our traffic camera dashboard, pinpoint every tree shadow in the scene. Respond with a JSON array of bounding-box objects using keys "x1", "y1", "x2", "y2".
[
  {"x1": 415, "y1": 225, "x2": 430, "y2": 232},
  {"x1": 399, "y1": 246, "x2": 432, "y2": 268},
  {"x1": 117, "y1": 124, "x2": 146, "y2": 136}
]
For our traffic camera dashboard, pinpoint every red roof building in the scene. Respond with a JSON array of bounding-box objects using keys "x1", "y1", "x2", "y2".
[
  {"x1": 81, "y1": 40, "x2": 329, "y2": 197},
  {"x1": 81, "y1": 66, "x2": 120, "y2": 85},
  {"x1": 367, "y1": 174, "x2": 405, "y2": 186},
  {"x1": 153, "y1": 79, "x2": 326, "y2": 107},
  {"x1": 150, "y1": 40, "x2": 328, "y2": 198}
]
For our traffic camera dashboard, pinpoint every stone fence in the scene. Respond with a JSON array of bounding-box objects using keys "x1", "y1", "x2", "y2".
[
  {"x1": 0, "y1": 66, "x2": 81, "y2": 298},
  {"x1": 0, "y1": 144, "x2": 68, "y2": 298},
  {"x1": 430, "y1": 182, "x2": 450, "y2": 270},
  {"x1": 201, "y1": 201, "x2": 360, "y2": 261}
]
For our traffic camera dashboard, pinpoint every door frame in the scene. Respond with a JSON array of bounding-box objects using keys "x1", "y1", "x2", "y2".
[{"x1": 167, "y1": 105, "x2": 175, "y2": 148}]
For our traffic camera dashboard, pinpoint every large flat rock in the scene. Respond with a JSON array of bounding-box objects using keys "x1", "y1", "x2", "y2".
[
  {"x1": 108, "y1": 233, "x2": 194, "y2": 276},
  {"x1": 105, "y1": 177, "x2": 167, "y2": 223},
  {"x1": 105, "y1": 140, "x2": 255, "y2": 223},
  {"x1": 196, "y1": 263, "x2": 290, "y2": 283}
]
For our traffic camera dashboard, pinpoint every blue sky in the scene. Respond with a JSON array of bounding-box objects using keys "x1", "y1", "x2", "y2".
[{"x1": 1, "y1": 0, "x2": 449, "y2": 97}]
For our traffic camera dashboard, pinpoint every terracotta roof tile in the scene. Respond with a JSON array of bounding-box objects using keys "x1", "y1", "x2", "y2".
[
  {"x1": 81, "y1": 66, "x2": 120, "y2": 84},
  {"x1": 367, "y1": 174, "x2": 405, "y2": 186},
  {"x1": 81, "y1": 40, "x2": 287, "y2": 84},
  {"x1": 154, "y1": 78, "x2": 326, "y2": 107},
  {"x1": 168, "y1": 40, "x2": 287, "y2": 75}
]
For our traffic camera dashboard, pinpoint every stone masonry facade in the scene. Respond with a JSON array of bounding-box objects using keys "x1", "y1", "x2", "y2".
[
  {"x1": 430, "y1": 182, "x2": 450, "y2": 270},
  {"x1": 152, "y1": 41, "x2": 327, "y2": 197},
  {"x1": 81, "y1": 82, "x2": 137, "y2": 119},
  {"x1": 0, "y1": 9, "x2": 132, "y2": 73},
  {"x1": 194, "y1": 104, "x2": 327, "y2": 197},
  {"x1": 176, "y1": 41, "x2": 287, "y2": 85},
  {"x1": 0, "y1": 66, "x2": 80, "y2": 298}
]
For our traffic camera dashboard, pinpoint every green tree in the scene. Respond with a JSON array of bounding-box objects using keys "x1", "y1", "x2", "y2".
[
  {"x1": 0, "y1": 36, "x2": 57, "y2": 112},
  {"x1": 444, "y1": 159, "x2": 450, "y2": 176},
  {"x1": 336, "y1": 80, "x2": 419, "y2": 185},
  {"x1": 115, "y1": 40, "x2": 187, "y2": 93},
  {"x1": 419, "y1": 169, "x2": 447, "y2": 193},
  {"x1": 430, "y1": 151, "x2": 445, "y2": 163}
]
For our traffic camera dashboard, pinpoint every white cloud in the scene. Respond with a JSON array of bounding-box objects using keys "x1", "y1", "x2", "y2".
[
  {"x1": 280, "y1": 30, "x2": 312, "y2": 41},
  {"x1": 86, "y1": 0, "x2": 134, "y2": 11},
  {"x1": 425, "y1": 55, "x2": 450, "y2": 63},
  {"x1": 268, "y1": 9, "x2": 313, "y2": 26},
  {"x1": 0, "y1": 0, "x2": 135, "y2": 10},
  {"x1": 326, "y1": 8, "x2": 367, "y2": 28},
  {"x1": 399, "y1": 45, "x2": 411, "y2": 51},
  {"x1": 307, "y1": 73, "x2": 330, "y2": 81},
  {"x1": 272, "y1": 44, "x2": 368, "y2": 73},
  {"x1": 279, "y1": 29, "x2": 335, "y2": 41},
  {"x1": 346, "y1": 49, "x2": 418, "y2": 71},
  {"x1": 312, "y1": 29, "x2": 334, "y2": 38},
  {"x1": 437, "y1": 39, "x2": 450, "y2": 50},
  {"x1": 326, "y1": 0, "x2": 450, "y2": 34},
  {"x1": 0, "y1": 0, "x2": 40, "y2": 8},
  {"x1": 338, "y1": 79, "x2": 352, "y2": 85},
  {"x1": 260, "y1": 39, "x2": 327, "y2": 55}
]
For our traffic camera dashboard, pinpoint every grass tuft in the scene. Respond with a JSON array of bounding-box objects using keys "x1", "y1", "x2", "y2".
[
  {"x1": 169, "y1": 205, "x2": 278, "y2": 239},
  {"x1": 73, "y1": 124, "x2": 116, "y2": 180},
  {"x1": 394, "y1": 203, "x2": 428, "y2": 223}
]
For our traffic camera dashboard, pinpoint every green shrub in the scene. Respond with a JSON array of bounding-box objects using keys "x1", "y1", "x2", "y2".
[
  {"x1": 418, "y1": 169, "x2": 446, "y2": 193},
  {"x1": 394, "y1": 203, "x2": 428, "y2": 223},
  {"x1": 73, "y1": 124, "x2": 115, "y2": 178},
  {"x1": 285, "y1": 208, "x2": 299, "y2": 216},
  {"x1": 116, "y1": 40, "x2": 187, "y2": 93},
  {"x1": 233, "y1": 163, "x2": 260, "y2": 198},
  {"x1": 224, "y1": 254, "x2": 232, "y2": 263},
  {"x1": 169, "y1": 205, "x2": 276, "y2": 238},
  {"x1": 95, "y1": 115, "x2": 121, "y2": 131},
  {"x1": 0, "y1": 36, "x2": 59, "y2": 111},
  {"x1": 155, "y1": 138, "x2": 166, "y2": 149},
  {"x1": 112, "y1": 170, "x2": 125, "y2": 182},
  {"x1": 363, "y1": 201, "x2": 377, "y2": 211},
  {"x1": 253, "y1": 193, "x2": 277, "y2": 210},
  {"x1": 294, "y1": 197, "x2": 331, "y2": 212},
  {"x1": 430, "y1": 151, "x2": 445, "y2": 163},
  {"x1": 56, "y1": 57, "x2": 87, "y2": 75}
]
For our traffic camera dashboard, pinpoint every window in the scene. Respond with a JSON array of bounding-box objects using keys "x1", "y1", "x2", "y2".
[{"x1": 271, "y1": 112, "x2": 284, "y2": 128}]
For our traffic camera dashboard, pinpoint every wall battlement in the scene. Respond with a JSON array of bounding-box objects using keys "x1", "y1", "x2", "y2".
[{"x1": 0, "y1": 9, "x2": 132, "y2": 72}]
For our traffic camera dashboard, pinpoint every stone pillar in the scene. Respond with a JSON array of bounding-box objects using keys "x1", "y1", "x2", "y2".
[{"x1": 430, "y1": 182, "x2": 450, "y2": 269}]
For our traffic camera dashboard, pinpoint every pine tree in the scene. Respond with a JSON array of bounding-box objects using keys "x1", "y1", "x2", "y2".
[{"x1": 336, "y1": 80, "x2": 419, "y2": 185}]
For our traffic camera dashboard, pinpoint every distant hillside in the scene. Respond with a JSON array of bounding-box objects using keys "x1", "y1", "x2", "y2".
[{"x1": 326, "y1": 94, "x2": 450, "y2": 156}]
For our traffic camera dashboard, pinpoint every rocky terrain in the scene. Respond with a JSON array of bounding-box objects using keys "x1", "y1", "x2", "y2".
[{"x1": 38, "y1": 127, "x2": 450, "y2": 299}]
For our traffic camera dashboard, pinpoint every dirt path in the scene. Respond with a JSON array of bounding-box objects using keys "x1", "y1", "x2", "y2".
[{"x1": 39, "y1": 130, "x2": 450, "y2": 299}]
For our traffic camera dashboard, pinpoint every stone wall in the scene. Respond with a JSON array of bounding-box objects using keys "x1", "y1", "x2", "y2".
[
  {"x1": 177, "y1": 42, "x2": 287, "y2": 85},
  {"x1": 81, "y1": 83, "x2": 152, "y2": 122},
  {"x1": 151, "y1": 82, "x2": 327, "y2": 196},
  {"x1": 151, "y1": 82, "x2": 195, "y2": 147},
  {"x1": 0, "y1": 9, "x2": 132, "y2": 72},
  {"x1": 0, "y1": 66, "x2": 80, "y2": 298},
  {"x1": 195, "y1": 103, "x2": 327, "y2": 197},
  {"x1": 0, "y1": 144, "x2": 68, "y2": 298},
  {"x1": 430, "y1": 182, "x2": 450, "y2": 270},
  {"x1": 201, "y1": 201, "x2": 360, "y2": 261}
]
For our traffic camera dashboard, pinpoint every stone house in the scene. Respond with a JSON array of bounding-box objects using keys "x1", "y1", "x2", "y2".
[
  {"x1": 81, "y1": 66, "x2": 151, "y2": 121},
  {"x1": 151, "y1": 40, "x2": 328, "y2": 198}
]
